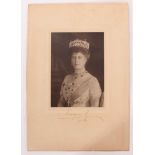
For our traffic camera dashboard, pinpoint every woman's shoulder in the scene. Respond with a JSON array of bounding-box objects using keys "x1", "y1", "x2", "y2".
[
  {"x1": 63, "y1": 73, "x2": 73, "y2": 82},
  {"x1": 87, "y1": 73, "x2": 101, "y2": 89},
  {"x1": 87, "y1": 73, "x2": 99, "y2": 83},
  {"x1": 87, "y1": 73, "x2": 102, "y2": 95}
]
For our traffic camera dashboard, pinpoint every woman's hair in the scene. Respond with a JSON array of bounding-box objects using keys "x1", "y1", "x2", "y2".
[{"x1": 69, "y1": 46, "x2": 90, "y2": 60}]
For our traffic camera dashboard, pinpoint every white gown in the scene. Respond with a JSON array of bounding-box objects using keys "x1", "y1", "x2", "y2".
[{"x1": 58, "y1": 71, "x2": 102, "y2": 107}]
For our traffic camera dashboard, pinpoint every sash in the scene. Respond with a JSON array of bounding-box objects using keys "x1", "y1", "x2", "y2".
[{"x1": 68, "y1": 77, "x2": 92, "y2": 106}]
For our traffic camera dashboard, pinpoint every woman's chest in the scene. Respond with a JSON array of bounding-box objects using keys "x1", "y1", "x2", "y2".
[{"x1": 62, "y1": 78, "x2": 90, "y2": 106}]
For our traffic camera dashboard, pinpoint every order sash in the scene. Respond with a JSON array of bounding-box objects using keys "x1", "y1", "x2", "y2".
[{"x1": 68, "y1": 77, "x2": 92, "y2": 106}]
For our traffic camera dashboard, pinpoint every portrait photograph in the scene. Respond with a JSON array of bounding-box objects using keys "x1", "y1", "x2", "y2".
[
  {"x1": 51, "y1": 32, "x2": 104, "y2": 107},
  {"x1": 26, "y1": 3, "x2": 130, "y2": 151}
]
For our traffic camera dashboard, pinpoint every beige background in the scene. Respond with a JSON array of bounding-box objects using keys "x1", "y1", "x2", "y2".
[{"x1": 27, "y1": 3, "x2": 130, "y2": 151}]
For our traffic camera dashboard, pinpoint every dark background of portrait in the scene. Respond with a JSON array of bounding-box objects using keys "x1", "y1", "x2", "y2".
[{"x1": 51, "y1": 32, "x2": 104, "y2": 107}]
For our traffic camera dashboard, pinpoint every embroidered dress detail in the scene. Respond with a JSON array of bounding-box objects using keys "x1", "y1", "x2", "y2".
[{"x1": 59, "y1": 71, "x2": 102, "y2": 107}]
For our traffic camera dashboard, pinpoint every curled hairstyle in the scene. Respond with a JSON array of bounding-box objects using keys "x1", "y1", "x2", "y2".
[{"x1": 69, "y1": 46, "x2": 90, "y2": 61}]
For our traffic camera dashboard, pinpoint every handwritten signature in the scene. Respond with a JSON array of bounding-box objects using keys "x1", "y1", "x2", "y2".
[{"x1": 54, "y1": 110, "x2": 104, "y2": 122}]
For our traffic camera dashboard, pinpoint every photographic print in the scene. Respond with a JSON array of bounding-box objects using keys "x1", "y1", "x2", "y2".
[
  {"x1": 27, "y1": 4, "x2": 130, "y2": 151},
  {"x1": 51, "y1": 32, "x2": 104, "y2": 107}
]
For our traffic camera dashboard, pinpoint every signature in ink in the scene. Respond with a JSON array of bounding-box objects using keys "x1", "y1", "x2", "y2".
[{"x1": 55, "y1": 110, "x2": 104, "y2": 122}]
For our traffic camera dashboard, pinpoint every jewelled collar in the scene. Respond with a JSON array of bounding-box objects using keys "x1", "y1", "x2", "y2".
[{"x1": 73, "y1": 70, "x2": 88, "y2": 79}]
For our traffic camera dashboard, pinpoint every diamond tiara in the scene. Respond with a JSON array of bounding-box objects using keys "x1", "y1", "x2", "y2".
[{"x1": 69, "y1": 39, "x2": 89, "y2": 50}]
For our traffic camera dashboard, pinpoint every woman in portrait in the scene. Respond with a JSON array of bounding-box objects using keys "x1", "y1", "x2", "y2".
[{"x1": 58, "y1": 39, "x2": 103, "y2": 107}]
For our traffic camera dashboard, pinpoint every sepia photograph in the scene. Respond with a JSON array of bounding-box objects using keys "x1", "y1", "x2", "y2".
[
  {"x1": 51, "y1": 32, "x2": 104, "y2": 107},
  {"x1": 27, "y1": 4, "x2": 130, "y2": 151}
]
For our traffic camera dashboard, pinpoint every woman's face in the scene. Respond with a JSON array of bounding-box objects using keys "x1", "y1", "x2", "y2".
[{"x1": 71, "y1": 52, "x2": 87, "y2": 70}]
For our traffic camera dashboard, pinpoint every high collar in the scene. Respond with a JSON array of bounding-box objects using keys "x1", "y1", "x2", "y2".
[{"x1": 74, "y1": 68, "x2": 86, "y2": 75}]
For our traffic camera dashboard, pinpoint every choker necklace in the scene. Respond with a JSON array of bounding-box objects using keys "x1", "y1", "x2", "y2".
[{"x1": 73, "y1": 70, "x2": 88, "y2": 79}]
